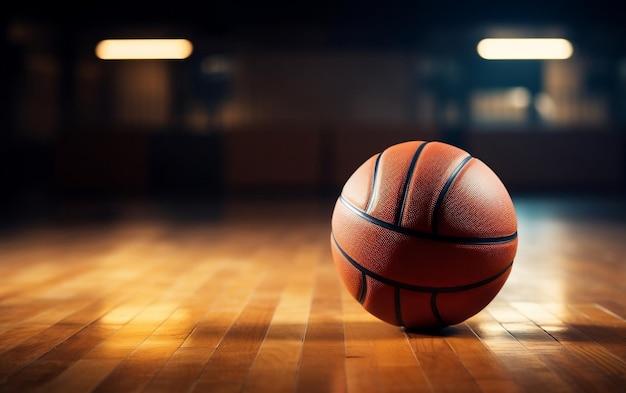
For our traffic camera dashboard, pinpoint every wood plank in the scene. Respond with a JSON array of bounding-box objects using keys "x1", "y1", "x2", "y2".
[
  {"x1": 474, "y1": 379, "x2": 526, "y2": 393},
  {"x1": 406, "y1": 330, "x2": 454, "y2": 354},
  {"x1": 465, "y1": 311, "x2": 527, "y2": 353},
  {"x1": 413, "y1": 352, "x2": 481, "y2": 393},
  {"x1": 0, "y1": 198, "x2": 624, "y2": 392},
  {"x1": 189, "y1": 286, "x2": 283, "y2": 393},
  {"x1": 495, "y1": 352, "x2": 572, "y2": 393},
  {"x1": 180, "y1": 261, "x2": 267, "y2": 350},
  {"x1": 141, "y1": 347, "x2": 216, "y2": 393},
  {"x1": 139, "y1": 263, "x2": 253, "y2": 392},
  {"x1": 534, "y1": 349, "x2": 623, "y2": 393},
  {"x1": 515, "y1": 302, "x2": 626, "y2": 379},
  {"x1": 576, "y1": 304, "x2": 626, "y2": 336},
  {"x1": 241, "y1": 245, "x2": 318, "y2": 393},
  {"x1": 189, "y1": 244, "x2": 290, "y2": 393},
  {"x1": 343, "y1": 288, "x2": 431, "y2": 392},
  {"x1": 0, "y1": 324, "x2": 50, "y2": 354},
  {"x1": 34, "y1": 359, "x2": 120, "y2": 393},
  {"x1": 0, "y1": 360, "x2": 71, "y2": 392},
  {"x1": 445, "y1": 324, "x2": 521, "y2": 388},
  {"x1": 500, "y1": 322, "x2": 562, "y2": 351},
  {"x1": 0, "y1": 323, "x2": 85, "y2": 381},
  {"x1": 0, "y1": 324, "x2": 119, "y2": 391},
  {"x1": 91, "y1": 336, "x2": 185, "y2": 393},
  {"x1": 80, "y1": 247, "x2": 207, "y2": 362},
  {"x1": 295, "y1": 259, "x2": 347, "y2": 393}
]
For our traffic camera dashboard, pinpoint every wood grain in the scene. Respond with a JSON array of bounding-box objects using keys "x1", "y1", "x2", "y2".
[{"x1": 0, "y1": 197, "x2": 623, "y2": 392}]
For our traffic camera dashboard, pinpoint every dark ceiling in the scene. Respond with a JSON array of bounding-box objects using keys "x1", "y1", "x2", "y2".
[
  {"x1": 2, "y1": 0, "x2": 625, "y2": 56},
  {"x1": 5, "y1": 0, "x2": 625, "y2": 32}
]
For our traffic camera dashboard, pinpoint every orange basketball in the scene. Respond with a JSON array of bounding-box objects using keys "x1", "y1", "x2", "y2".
[{"x1": 330, "y1": 140, "x2": 518, "y2": 330}]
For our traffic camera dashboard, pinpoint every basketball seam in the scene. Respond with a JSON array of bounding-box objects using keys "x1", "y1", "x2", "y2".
[
  {"x1": 431, "y1": 155, "x2": 473, "y2": 235},
  {"x1": 358, "y1": 272, "x2": 367, "y2": 304},
  {"x1": 365, "y1": 153, "x2": 383, "y2": 214},
  {"x1": 338, "y1": 196, "x2": 517, "y2": 245},
  {"x1": 395, "y1": 287, "x2": 405, "y2": 326},
  {"x1": 430, "y1": 293, "x2": 446, "y2": 326},
  {"x1": 396, "y1": 142, "x2": 429, "y2": 226},
  {"x1": 331, "y1": 232, "x2": 514, "y2": 293}
]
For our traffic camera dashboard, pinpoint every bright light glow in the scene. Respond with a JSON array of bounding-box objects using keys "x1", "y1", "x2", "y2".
[
  {"x1": 535, "y1": 92, "x2": 557, "y2": 120},
  {"x1": 95, "y1": 39, "x2": 193, "y2": 60},
  {"x1": 477, "y1": 38, "x2": 573, "y2": 60},
  {"x1": 507, "y1": 87, "x2": 531, "y2": 108}
]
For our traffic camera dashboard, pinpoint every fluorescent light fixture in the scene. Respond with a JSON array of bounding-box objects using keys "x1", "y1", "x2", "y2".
[
  {"x1": 95, "y1": 39, "x2": 193, "y2": 60},
  {"x1": 477, "y1": 38, "x2": 573, "y2": 60}
]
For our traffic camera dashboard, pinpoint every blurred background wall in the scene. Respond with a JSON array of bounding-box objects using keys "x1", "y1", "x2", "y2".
[{"x1": 1, "y1": 0, "x2": 625, "y2": 219}]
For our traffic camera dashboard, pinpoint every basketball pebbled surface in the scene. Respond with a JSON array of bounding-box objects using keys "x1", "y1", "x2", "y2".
[{"x1": 330, "y1": 140, "x2": 518, "y2": 329}]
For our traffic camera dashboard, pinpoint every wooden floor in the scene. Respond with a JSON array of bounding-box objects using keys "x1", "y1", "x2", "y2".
[{"x1": 0, "y1": 195, "x2": 624, "y2": 393}]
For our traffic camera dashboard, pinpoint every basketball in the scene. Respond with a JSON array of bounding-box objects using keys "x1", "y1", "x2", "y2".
[{"x1": 330, "y1": 140, "x2": 518, "y2": 330}]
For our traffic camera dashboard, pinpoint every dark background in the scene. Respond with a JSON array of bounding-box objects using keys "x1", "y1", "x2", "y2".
[{"x1": 1, "y1": 0, "x2": 625, "y2": 224}]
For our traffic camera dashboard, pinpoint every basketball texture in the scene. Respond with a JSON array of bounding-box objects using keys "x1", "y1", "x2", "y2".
[{"x1": 330, "y1": 140, "x2": 518, "y2": 329}]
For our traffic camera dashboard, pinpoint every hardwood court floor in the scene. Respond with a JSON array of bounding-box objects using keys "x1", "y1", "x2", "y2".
[{"x1": 0, "y1": 195, "x2": 624, "y2": 392}]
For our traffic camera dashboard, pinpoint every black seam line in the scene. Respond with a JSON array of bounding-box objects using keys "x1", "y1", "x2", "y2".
[
  {"x1": 396, "y1": 142, "x2": 429, "y2": 226},
  {"x1": 430, "y1": 293, "x2": 447, "y2": 326},
  {"x1": 358, "y1": 272, "x2": 367, "y2": 304},
  {"x1": 331, "y1": 232, "x2": 514, "y2": 293},
  {"x1": 365, "y1": 153, "x2": 382, "y2": 214},
  {"x1": 395, "y1": 287, "x2": 405, "y2": 326},
  {"x1": 339, "y1": 196, "x2": 517, "y2": 245},
  {"x1": 432, "y1": 155, "x2": 473, "y2": 235}
]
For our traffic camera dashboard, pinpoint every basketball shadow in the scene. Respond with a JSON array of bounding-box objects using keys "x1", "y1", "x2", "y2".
[{"x1": 402, "y1": 324, "x2": 466, "y2": 337}]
